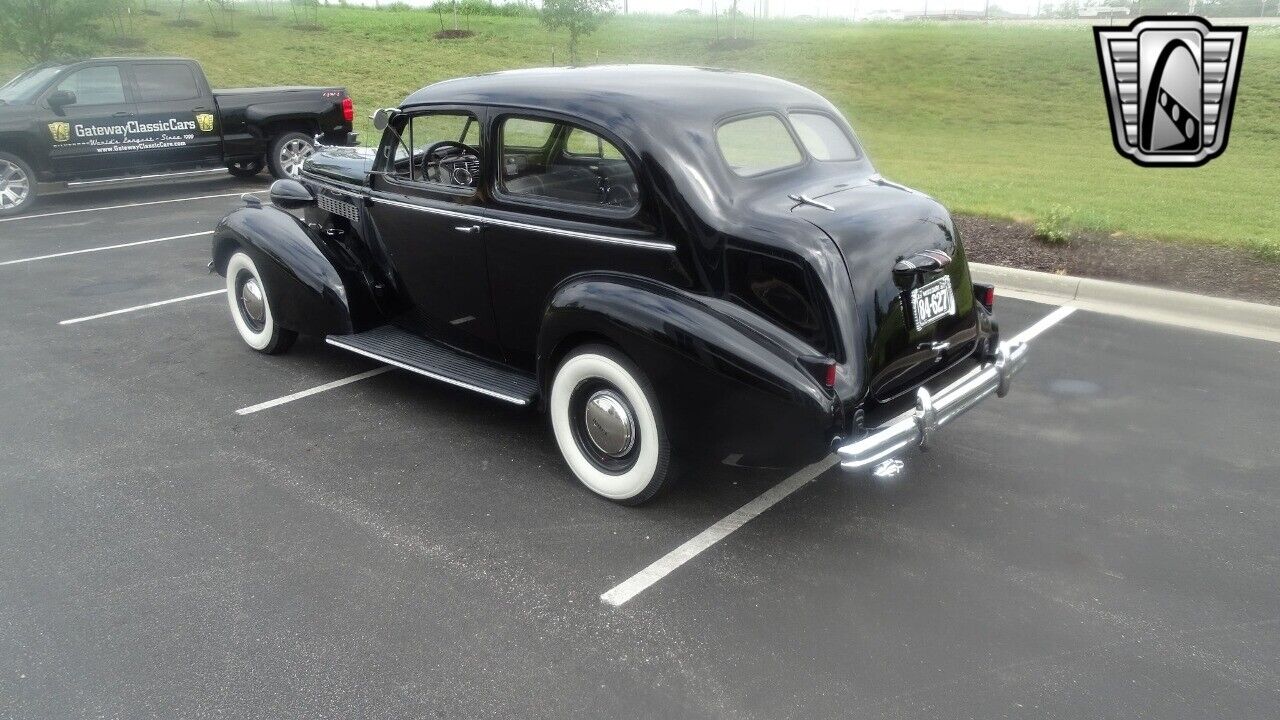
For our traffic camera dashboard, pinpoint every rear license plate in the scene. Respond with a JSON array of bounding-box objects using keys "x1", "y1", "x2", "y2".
[{"x1": 910, "y1": 276, "x2": 956, "y2": 331}]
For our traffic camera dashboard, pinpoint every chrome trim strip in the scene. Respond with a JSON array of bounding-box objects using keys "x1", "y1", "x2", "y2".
[
  {"x1": 65, "y1": 168, "x2": 227, "y2": 187},
  {"x1": 324, "y1": 336, "x2": 531, "y2": 406},
  {"x1": 370, "y1": 196, "x2": 677, "y2": 252},
  {"x1": 838, "y1": 340, "x2": 1030, "y2": 469},
  {"x1": 300, "y1": 171, "x2": 369, "y2": 196}
]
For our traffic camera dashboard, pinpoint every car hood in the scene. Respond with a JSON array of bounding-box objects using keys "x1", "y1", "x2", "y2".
[{"x1": 304, "y1": 146, "x2": 375, "y2": 187}]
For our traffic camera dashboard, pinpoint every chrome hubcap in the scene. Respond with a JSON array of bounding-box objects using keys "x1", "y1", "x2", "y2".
[
  {"x1": 240, "y1": 278, "x2": 266, "y2": 325},
  {"x1": 279, "y1": 139, "x2": 313, "y2": 177},
  {"x1": 583, "y1": 390, "x2": 635, "y2": 458},
  {"x1": 0, "y1": 160, "x2": 31, "y2": 210}
]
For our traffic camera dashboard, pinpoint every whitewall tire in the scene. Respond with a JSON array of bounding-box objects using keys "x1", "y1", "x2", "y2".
[
  {"x1": 550, "y1": 344, "x2": 673, "y2": 505},
  {"x1": 224, "y1": 251, "x2": 297, "y2": 354}
]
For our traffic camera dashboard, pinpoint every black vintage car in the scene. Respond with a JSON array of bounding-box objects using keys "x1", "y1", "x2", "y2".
[
  {"x1": 211, "y1": 66, "x2": 1030, "y2": 504},
  {"x1": 0, "y1": 57, "x2": 357, "y2": 216}
]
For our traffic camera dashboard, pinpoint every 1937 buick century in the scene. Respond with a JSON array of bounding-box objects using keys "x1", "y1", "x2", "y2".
[{"x1": 211, "y1": 65, "x2": 1030, "y2": 504}]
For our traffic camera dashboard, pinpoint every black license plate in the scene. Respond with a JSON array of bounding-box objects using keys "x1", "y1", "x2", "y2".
[{"x1": 910, "y1": 276, "x2": 956, "y2": 331}]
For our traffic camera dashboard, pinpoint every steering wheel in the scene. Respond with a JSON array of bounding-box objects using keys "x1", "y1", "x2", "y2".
[{"x1": 422, "y1": 140, "x2": 480, "y2": 186}]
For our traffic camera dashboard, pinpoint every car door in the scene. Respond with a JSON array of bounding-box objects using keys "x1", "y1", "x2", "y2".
[
  {"x1": 126, "y1": 61, "x2": 221, "y2": 171},
  {"x1": 481, "y1": 114, "x2": 683, "y2": 370},
  {"x1": 366, "y1": 108, "x2": 502, "y2": 359},
  {"x1": 43, "y1": 63, "x2": 136, "y2": 179}
]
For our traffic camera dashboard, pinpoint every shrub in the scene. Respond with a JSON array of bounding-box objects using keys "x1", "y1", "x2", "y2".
[
  {"x1": 1247, "y1": 239, "x2": 1280, "y2": 263},
  {"x1": 1034, "y1": 206, "x2": 1073, "y2": 245}
]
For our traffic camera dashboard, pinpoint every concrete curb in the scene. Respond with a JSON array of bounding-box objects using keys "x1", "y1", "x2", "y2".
[{"x1": 970, "y1": 263, "x2": 1280, "y2": 344}]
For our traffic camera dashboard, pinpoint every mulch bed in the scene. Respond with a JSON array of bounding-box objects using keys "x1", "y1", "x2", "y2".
[
  {"x1": 434, "y1": 29, "x2": 476, "y2": 39},
  {"x1": 955, "y1": 215, "x2": 1280, "y2": 307}
]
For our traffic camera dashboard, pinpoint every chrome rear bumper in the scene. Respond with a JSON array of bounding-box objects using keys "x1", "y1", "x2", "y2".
[{"x1": 838, "y1": 340, "x2": 1030, "y2": 469}]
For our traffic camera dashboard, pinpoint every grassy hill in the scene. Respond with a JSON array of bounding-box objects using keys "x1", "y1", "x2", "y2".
[{"x1": 4, "y1": 7, "x2": 1278, "y2": 254}]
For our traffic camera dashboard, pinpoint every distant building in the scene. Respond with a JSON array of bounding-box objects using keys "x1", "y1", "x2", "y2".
[{"x1": 1079, "y1": 6, "x2": 1131, "y2": 18}]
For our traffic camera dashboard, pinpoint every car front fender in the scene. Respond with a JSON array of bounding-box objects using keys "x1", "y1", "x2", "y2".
[{"x1": 212, "y1": 204, "x2": 379, "y2": 337}]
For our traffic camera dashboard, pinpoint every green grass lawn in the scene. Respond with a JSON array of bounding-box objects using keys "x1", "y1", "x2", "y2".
[{"x1": 4, "y1": 7, "x2": 1278, "y2": 253}]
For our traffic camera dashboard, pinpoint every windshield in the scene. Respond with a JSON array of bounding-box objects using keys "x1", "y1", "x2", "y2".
[{"x1": 0, "y1": 66, "x2": 64, "y2": 104}]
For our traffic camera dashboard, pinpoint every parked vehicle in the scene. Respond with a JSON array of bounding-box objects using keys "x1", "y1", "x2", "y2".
[
  {"x1": 0, "y1": 57, "x2": 357, "y2": 216},
  {"x1": 211, "y1": 66, "x2": 1031, "y2": 504}
]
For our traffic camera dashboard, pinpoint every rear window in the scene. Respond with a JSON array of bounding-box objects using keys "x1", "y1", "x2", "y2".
[
  {"x1": 789, "y1": 112, "x2": 860, "y2": 161},
  {"x1": 716, "y1": 115, "x2": 803, "y2": 177}
]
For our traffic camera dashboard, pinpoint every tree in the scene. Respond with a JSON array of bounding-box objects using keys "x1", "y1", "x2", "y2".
[
  {"x1": 204, "y1": 0, "x2": 236, "y2": 35},
  {"x1": 541, "y1": 0, "x2": 613, "y2": 65},
  {"x1": 0, "y1": 0, "x2": 106, "y2": 62}
]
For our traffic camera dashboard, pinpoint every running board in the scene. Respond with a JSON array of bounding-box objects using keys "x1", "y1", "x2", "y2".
[
  {"x1": 64, "y1": 168, "x2": 228, "y2": 188},
  {"x1": 325, "y1": 325, "x2": 537, "y2": 406}
]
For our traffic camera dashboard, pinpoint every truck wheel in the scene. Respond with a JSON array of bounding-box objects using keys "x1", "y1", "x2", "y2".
[
  {"x1": 0, "y1": 152, "x2": 37, "y2": 217},
  {"x1": 227, "y1": 158, "x2": 264, "y2": 178},
  {"x1": 224, "y1": 251, "x2": 297, "y2": 354},
  {"x1": 267, "y1": 132, "x2": 315, "y2": 179},
  {"x1": 550, "y1": 344, "x2": 674, "y2": 505}
]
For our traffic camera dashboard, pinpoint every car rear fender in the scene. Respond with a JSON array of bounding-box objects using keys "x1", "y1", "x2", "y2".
[
  {"x1": 537, "y1": 273, "x2": 840, "y2": 466},
  {"x1": 212, "y1": 204, "x2": 381, "y2": 336}
]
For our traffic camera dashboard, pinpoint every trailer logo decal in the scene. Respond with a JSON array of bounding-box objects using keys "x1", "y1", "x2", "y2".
[
  {"x1": 1094, "y1": 16, "x2": 1247, "y2": 167},
  {"x1": 48, "y1": 122, "x2": 71, "y2": 143},
  {"x1": 196, "y1": 113, "x2": 215, "y2": 133}
]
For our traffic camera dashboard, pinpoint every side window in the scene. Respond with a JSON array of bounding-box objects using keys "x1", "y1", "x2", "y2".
[
  {"x1": 390, "y1": 112, "x2": 481, "y2": 188},
  {"x1": 564, "y1": 128, "x2": 624, "y2": 160},
  {"x1": 498, "y1": 117, "x2": 639, "y2": 213},
  {"x1": 133, "y1": 64, "x2": 202, "y2": 103},
  {"x1": 788, "y1": 112, "x2": 860, "y2": 162},
  {"x1": 502, "y1": 118, "x2": 554, "y2": 150},
  {"x1": 54, "y1": 66, "x2": 126, "y2": 106},
  {"x1": 716, "y1": 114, "x2": 803, "y2": 177}
]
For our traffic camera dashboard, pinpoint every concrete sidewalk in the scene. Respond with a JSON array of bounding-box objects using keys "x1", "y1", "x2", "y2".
[{"x1": 972, "y1": 263, "x2": 1280, "y2": 344}]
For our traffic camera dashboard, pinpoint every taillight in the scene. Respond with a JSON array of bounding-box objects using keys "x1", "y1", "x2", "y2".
[
  {"x1": 342, "y1": 97, "x2": 354, "y2": 123},
  {"x1": 800, "y1": 355, "x2": 839, "y2": 390},
  {"x1": 974, "y1": 283, "x2": 995, "y2": 312}
]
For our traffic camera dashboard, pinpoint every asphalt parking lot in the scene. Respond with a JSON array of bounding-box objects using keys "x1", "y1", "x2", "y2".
[{"x1": 2, "y1": 179, "x2": 1278, "y2": 719}]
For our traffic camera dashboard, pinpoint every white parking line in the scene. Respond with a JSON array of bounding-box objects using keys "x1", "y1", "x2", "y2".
[
  {"x1": 1011, "y1": 305, "x2": 1076, "y2": 344},
  {"x1": 600, "y1": 456, "x2": 838, "y2": 607},
  {"x1": 235, "y1": 367, "x2": 393, "y2": 415},
  {"x1": 0, "y1": 231, "x2": 213, "y2": 267},
  {"x1": 0, "y1": 191, "x2": 257, "y2": 224},
  {"x1": 599, "y1": 305, "x2": 1078, "y2": 607},
  {"x1": 58, "y1": 289, "x2": 226, "y2": 325}
]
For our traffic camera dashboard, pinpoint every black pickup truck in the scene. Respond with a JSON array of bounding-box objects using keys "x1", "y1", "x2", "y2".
[{"x1": 0, "y1": 56, "x2": 357, "y2": 216}]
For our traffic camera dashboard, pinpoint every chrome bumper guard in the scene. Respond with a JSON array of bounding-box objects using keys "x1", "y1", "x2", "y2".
[{"x1": 838, "y1": 340, "x2": 1030, "y2": 469}]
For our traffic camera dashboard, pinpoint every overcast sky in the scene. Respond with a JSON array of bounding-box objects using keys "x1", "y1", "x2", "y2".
[{"x1": 335, "y1": 0, "x2": 1049, "y2": 19}]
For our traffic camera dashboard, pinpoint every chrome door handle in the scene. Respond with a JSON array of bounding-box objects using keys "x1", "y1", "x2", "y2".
[{"x1": 454, "y1": 224, "x2": 481, "y2": 234}]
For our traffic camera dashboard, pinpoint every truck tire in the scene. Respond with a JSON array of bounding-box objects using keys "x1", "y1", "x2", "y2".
[
  {"x1": 549, "y1": 344, "x2": 674, "y2": 505},
  {"x1": 0, "y1": 152, "x2": 37, "y2": 217},
  {"x1": 227, "y1": 158, "x2": 265, "y2": 178},
  {"x1": 267, "y1": 132, "x2": 315, "y2": 179}
]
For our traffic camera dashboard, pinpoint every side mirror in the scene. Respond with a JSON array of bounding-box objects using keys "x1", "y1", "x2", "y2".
[
  {"x1": 371, "y1": 107, "x2": 398, "y2": 132},
  {"x1": 268, "y1": 179, "x2": 315, "y2": 210},
  {"x1": 47, "y1": 89, "x2": 76, "y2": 110}
]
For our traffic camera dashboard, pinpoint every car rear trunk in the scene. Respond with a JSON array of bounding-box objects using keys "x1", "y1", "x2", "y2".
[{"x1": 790, "y1": 176, "x2": 982, "y2": 412}]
